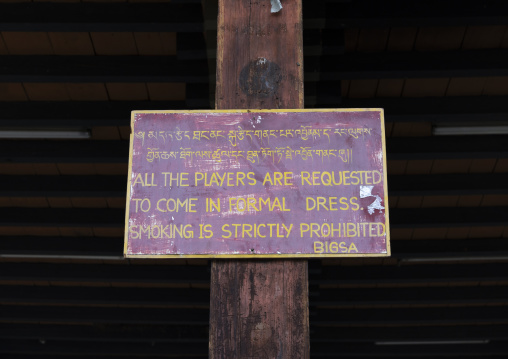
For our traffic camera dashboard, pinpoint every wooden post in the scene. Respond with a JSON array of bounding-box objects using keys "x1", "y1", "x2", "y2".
[{"x1": 210, "y1": 0, "x2": 309, "y2": 358}]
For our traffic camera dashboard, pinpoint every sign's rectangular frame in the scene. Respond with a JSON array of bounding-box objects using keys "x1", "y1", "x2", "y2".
[{"x1": 124, "y1": 109, "x2": 390, "y2": 258}]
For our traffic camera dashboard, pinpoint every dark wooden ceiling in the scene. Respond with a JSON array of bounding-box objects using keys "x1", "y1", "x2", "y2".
[{"x1": 1, "y1": 0, "x2": 508, "y2": 358}]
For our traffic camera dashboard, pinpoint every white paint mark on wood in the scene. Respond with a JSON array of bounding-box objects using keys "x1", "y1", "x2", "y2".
[
  {"x1": 270, "y1": 0, "x2": 282, "y2": 13},
  {"x1": 257, "y1": 57, "x2": 267, "y2": 65}
]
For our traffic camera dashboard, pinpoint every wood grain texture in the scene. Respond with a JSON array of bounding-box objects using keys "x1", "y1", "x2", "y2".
[
  {"x1": 211, "y1": 0, "x2": 309, "y2": 358},
  {"x1": 210, "y1": 260, "x2": 308, "y2": 358},
  {"x1": 215, "y1": 0, "x2": 303, "y2": 110}
]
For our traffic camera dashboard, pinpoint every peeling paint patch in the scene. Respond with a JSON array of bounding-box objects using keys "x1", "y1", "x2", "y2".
[{"x1": 360, "y1": 185, "x2": 385, "y2": 215}]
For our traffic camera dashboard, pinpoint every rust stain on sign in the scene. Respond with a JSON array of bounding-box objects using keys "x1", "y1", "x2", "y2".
[{"x1": 124, "y1": 109, "x2": 390, "y2": 258}]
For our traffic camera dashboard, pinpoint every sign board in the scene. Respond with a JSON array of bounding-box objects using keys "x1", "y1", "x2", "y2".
[{"x1": 124, "y1": 109, "x2": 390, "y2": 258}]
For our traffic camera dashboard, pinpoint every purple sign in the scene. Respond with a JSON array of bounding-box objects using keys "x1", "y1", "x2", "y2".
[{"x1": 124, "y1": 109, "x2": 390, "y2": 258}]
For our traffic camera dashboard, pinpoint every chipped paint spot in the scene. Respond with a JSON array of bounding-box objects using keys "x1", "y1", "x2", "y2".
[
  {"x1": 249, "y1": 116, "x2": 263, "y2": 128},
  {"x1": 257, "y1": 57, "x2": 267, "y2": 65},
  {"x1": 222, "y1": 194, "x2": 258, "y2": 217},
  {"x1": 375, "y1": 150, "x2": 384, "y2": 167}
]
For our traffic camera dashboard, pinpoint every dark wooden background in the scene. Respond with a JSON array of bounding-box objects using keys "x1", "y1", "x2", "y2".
[{"x1": 1, "y1": 0, "x2": 508, "y2": 358}]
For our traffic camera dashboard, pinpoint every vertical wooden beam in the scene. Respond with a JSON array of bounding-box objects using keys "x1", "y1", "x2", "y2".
[
  {"x1": 210, "y1": 0, "x2": 309, "y2": 358},
  {"x1": 215, "y1": 0, "x2": 304, "y2": 110},
  {"x1": 210, "y1": 260, "x2": 309, "y2": 358}
]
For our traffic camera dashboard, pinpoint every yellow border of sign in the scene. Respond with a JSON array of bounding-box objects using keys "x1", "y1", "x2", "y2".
[{"x1": 124, "y1": 108, "x2": 390, "y2": 258}]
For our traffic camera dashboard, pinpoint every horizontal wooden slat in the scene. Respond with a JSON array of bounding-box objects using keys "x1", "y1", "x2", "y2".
[
  {"x1": 390, "y1": 206, "x2": 508, "y2": 227},
  {"x1": 1, "y1": 50, "x2": 508, "y2": 83},
  {"x1": 0, "y1": 263, "x2": 209, "y2": 284},
  {"x1": 2, "y1": 1, "x2": 503, "y2": 33},
  {"x1": 0, "y1": 101, "x2": 185, "y2": 127},
  {"x1": 388, "y1": 135, "x2": 508, "y2": 160},
  {"x1": 2, "y1": 96, "x2": 508, "y2": 127},
  {"x1": 314, "y1": 286, "x2": 508, "y2": 307},
  {"x1": 338, "y1": 96, "x2": 508, "y2": 124},
  {"x1": 0, "y1": 141, "x2": 128, "y2": 163},
  {"x1": 0, "y1": 208, "x2": 124, "y2": 227},
  {"x1": 0, "y1": 176, "x2": 126, "y2": 197},
  {"x1": 0, "y1": 305, "x2": 208, "y2": 325},
  {"x1": 315, "y1": 263, "x2": 508, "y2": 285},
  {"x1": 392, "y1": 238, "x2": 508, "y2": 259},
  {"x1": 2, "y1": 304, "x2": 508, "y2": 327},
  {"x1": 2, "y1": 285, "x2": 507, "y2": 308},
  {"x1": 311, "y1": 324, "x2": 508, "y2": 342},
  {"x1": 311, "y1": 306, "x2": 508, "y2": 325},
  {"x1": 304, "y1": 0, "x2": 508, "y2": 28},
  {"x1": 2, "y1": 337, "x2": 504, "y2": 357},
  {"x1": 2, "y1": 322, "x2": 507, "y2": 343},
  {"x1": 388, "y1": 174, "x2": 508, "y2": 196},
  {"x1": 0, "y1": 237, "x2": 122, "y2": 258},
  {"x1": 0, "y1": 3, "x2": 203, "y2": 32},
  {"x1": 1, "y1": 262, "x2": 507, "y2": 286},
  {"x1": 0, "y1": 97, "x2": 504, "y2": 129},
  {"x1": 0, "y1": 338, "x2": 208, "y2": 356},
  {"x1": 0, "y1": 56, "x2": 208, "y2": 83},
  {"x1": 0, "y1": 355, "x2": 493, "y2": 359},
  {"x1": 309, "y1": 49, "x2": 508, "y2": 80},
  {"x1": 311, "y1": 341, "x2": 508, "y2": 357},
  {"x1": 1, "y1": 355, "x2": 206, "y2": 359},
  {"x1": 0, "y1": 286, "x2": 209, "y2": 307},
  {"x1": 310, "y1": 356, "x2": 501, "y2": 359},
  {"x1": 0, "y1": 323, "x2": 208, "y2": 342},
  {"x1": 3, "y1": 237, "x2": 507, "y2": 260}
]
